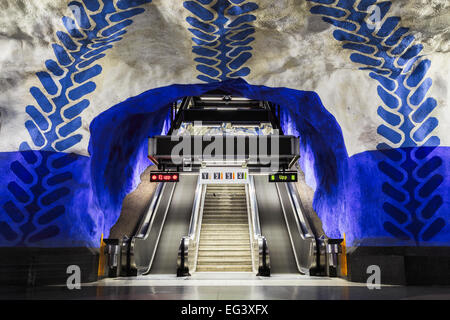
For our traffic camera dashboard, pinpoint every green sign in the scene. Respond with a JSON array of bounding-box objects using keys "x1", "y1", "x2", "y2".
[{"x1": 268, "y1": 172, "x2": 298, "y2": 183}]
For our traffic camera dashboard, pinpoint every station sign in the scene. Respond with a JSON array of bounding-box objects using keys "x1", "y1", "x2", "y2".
[
  {"x1": 150, "y1": 172, "x2": 179, "y2": 182},
  {"x1": 268, "y1": 172, "x2": 298, "y2": 183},
  {"x1": 199, "y1": 168, "x2": 249, "y2": 184}
]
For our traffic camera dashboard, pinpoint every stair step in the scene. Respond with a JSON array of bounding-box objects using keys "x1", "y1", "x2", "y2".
[
  {"x1": 198, "y1": 251, "x2": 252, "y2": 260},
  {"x1": 203, "y1": 211, "x2": 247, "y2": 218},
  {"x1": 196, "y1": 265, "x2": 253, "y2": 272},
  {"x1": 198, "y1": 246, "x2": 251, "y2": 251},
  {"x1": 201, "y1": 228, "x2": 249, "y2": 233},
  {"x1": 201, "y1": 223, "x2": 248, "y2": 227},
  {"x1": 201, "y1": 226, "x2": 248, "y2": 229},
  {"x1": 202, "y1": 211, "x2": 247, "y2": 215},
  {"x1": 202, "y1": 222, "x2": 249, "y2": 226},
  {"x1": 202, "y1": 221, "x2": 248, "y2": 225},
  {"x1": 206, "y1": 190, "x2": 245, "y2": 192},
  {"x1": 204, "y1": 195, "x2": 246, "y2": 198},
  {"x1": 205, "y1": 196, "x2": 246, "y2": 199},
  {"x1": 202, "y1": 217, "x2": 248, "y2": 221},
  {"x1": 200, "y1": 232, "x2": 249, "y2": 236},
  {"x1": 199, "y1": 244, "x2": 250, "y2": 249},
  {"x1": 203, "y1": 206, "x2": 246, "y2": 209},
  {"x1": 197, "y1": 257, "x2": 252, "y2": 264},
  {"x1": 203, "y1": 214, "x2": 247, "y2": 217},
  {"x1": 203, "y1": 208, "x2": 247, "y2": 211},
  {"x1": 203, "y1": 207, "x2": 245, "y2": 210},
  {"x1": 206, "y1": 192, "x2": 245, "y2": 194},
  {"x1": 199, "y1": 241, "x2": 250, "y2": 246},
  {"x1": 199, "y1": 235, "x2": 250, "y2": 242},
  {"x1": 207, "y1": 186, "x2": 244, "y2": 188},
  {"x1": 204, "y1": 198, "x2": 245, "y2": 201},
  {"x1": 202, "y1": 216, "x2": 247, "y2": 219},
  {"x1": 201, "y1": 226, "x2": 249, "y2": 231},
  {"x1": 200, "y1": 234, "x2": 249, "y2": 239},
  {"x1": 202, "y1": 218, "x2": 248, "y2": 221},
  {"x1": 205, "y1": 197, "x2": 247, "y2": 204}
]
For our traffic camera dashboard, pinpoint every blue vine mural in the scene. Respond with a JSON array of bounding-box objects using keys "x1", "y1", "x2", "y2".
[
  {"x1": 0, "y1": 0, "x2": 447, "y2": 248},
  {"x1": 1, "y1": 0, "x2": 152, "y2": 246},
  {"x1": 183, "y1": 0, "x2": 259, "y2": 82},
  {"x1": 308, "y1": 0, "x2": 445, "y2": 243}
]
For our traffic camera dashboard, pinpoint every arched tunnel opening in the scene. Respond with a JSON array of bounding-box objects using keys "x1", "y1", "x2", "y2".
[{"x1": 88, "y1": 78, "x2": 350, "y2": 277}]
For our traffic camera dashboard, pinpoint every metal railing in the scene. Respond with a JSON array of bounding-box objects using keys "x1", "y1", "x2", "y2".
[
  {"x1": 248, "y1": 176, "x2": 270, "y2": 276},
  {"x1": 276, "y1": 181, "x2": 317, "y2": 274},
  {"x1": 177, "y1": 177, "x2": 205, "y2": 276},
  {"x1": 278, "y1": 180, "x2": 343, "y2": 276},
  {"x1": 129, "y1": 182, "x2": 176, "y2": 275},
  {"x1": 136, "y1": 182, "x2": 165, "y2": 238},
  {"x1": 103, "y1": 181, "x2": 168, "y2": 277}
]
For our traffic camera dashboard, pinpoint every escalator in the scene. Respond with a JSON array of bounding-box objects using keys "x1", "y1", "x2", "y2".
[
  {"x1": 103, "y1": 93, "x2": 341, "y2": 278},
  {"x1": 104, "y1": 172, "x2": 340, "y2": 278},
  {"x1": 254, "y1": 175, "x2": 331, "y2": 275},
  {"x1": 109, "y1": 175, "x2": 197, "y2": 276},
  {"x1": 148, "y1": 175, "x2": 197, "y2": 274},
  {"x1": 254, "y1": 176, "x2": 298, "y2": 273}
]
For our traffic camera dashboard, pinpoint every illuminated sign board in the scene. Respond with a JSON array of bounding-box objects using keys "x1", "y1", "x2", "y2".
[
  {"x1": 150, "y1": 172, "x2": 179, "y2": 182},
  {"x1": 268, "y1": 172, "x2": 298, "y2": 183},
  {"x1": 200, "y1": 168, "x2": 249, "y2": 184}
]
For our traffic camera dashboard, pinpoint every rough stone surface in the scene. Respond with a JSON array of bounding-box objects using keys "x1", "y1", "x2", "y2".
[
  {"x1": 109, "y1": 165, "x2": 157, "y2": 239},
  {"x1": 0, "y1": 1, "x2": 448, "y2": 248}
]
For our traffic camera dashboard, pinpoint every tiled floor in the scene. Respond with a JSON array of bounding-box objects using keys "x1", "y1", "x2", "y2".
[{"x1": 2, "y1": 273, "x2": 449, "y2": 300}]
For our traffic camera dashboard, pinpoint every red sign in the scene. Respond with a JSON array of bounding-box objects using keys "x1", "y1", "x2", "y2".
[{"x1": 150, "y1": 172, "x2": 179, "y2": 182}]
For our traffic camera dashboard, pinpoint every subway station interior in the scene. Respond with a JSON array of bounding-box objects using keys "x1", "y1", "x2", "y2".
[{"x1": 0, "y1": 0, "x2": 449, "y2": 302}]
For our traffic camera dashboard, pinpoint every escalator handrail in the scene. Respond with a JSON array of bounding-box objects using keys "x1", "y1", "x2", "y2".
[
  {"x1": 136, "y1": 182, "x2": 165, "y2": 239},
  {"x1": 275, "y1": 182, "x2": 312, "y2": 274},
  {"x1": 128, "y1": 181, "x2": 176, "y2": 274},
  {"x1": 286, "y1": 182, "x2": 315, "y2": 239}
]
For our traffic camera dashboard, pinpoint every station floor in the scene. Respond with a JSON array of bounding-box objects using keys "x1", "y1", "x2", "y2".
[{"x1": 2, "y1": 273, "x2": 450, "y2": 300}]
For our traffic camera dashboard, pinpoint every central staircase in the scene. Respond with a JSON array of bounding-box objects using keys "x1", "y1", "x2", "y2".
[{"x1": 196, "y1": 184, "x2": 253, "y2": 272}]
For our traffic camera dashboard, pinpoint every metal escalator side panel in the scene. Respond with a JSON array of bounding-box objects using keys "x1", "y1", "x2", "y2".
[
  {"x1": 286, "y1": 181, "x2": 322, "y2": 273},
  {"x1": 244, "y1": 183, "x2": 257, "y2": 273},
  {"x1": 127, "y1": 182, "x2": 166, "y2": 274},
  {"x1": 177, "y1": 178, "x2": 206, "y2": 276},
  {"x1": 275, "y1": 182, "x2": 317, "y2": 274},
  {"x1": 191, "y1": 183, "x2": 206, "y2": 273},
  {"x1": 136, "y1": 182, "x2": 166, "y2": 239},
  {"x1": 130, "y1": 182, "x2": 177, "y2": 274},
  {"x1": 247, "y1": 176, "x2": 271, "y2": 276},
  {"x1": 286, "y1": 182, "x2": 316, "y2": 239},
  {"x1": 253, "y1": 176, "x2": 298, "y2": 274},
  {"x1": 148, "y1": 175, "x2": 198, "y2": 274}
]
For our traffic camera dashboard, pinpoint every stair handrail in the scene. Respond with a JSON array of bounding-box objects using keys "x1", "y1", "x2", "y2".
[
  {"x1": 248, "y1": 176, "x2": 270, "y2": 276},
  {"x1": 177, "y1": 176, "x2": 205, "y2": 276}
]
